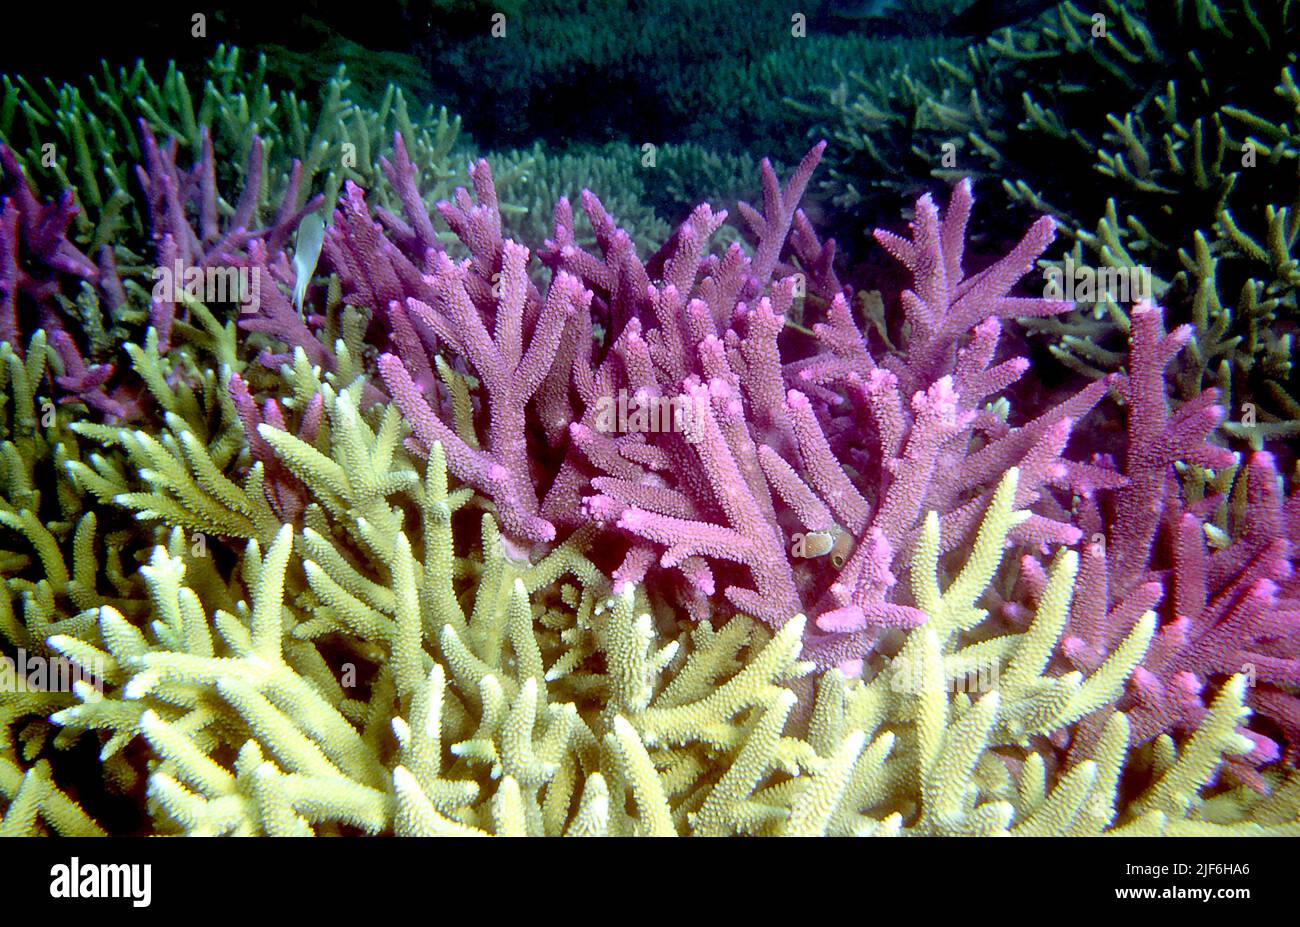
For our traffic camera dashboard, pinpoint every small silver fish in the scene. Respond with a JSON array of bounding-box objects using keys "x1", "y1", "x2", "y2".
[{"x1": 292, "y1": 213, "x2": 326, "y2": 316}]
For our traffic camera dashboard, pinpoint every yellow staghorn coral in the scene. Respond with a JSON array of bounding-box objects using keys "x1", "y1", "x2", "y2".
[
  {"x1": 14, "y1": 378, "x2": 1296, "y2": 835},
  {"x1": 2, "y1": 324, "x2": 1294, "y2": 837}
]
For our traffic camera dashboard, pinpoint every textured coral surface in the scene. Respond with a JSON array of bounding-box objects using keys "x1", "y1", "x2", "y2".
[{"x1": 1, "y1": 4, "x2": 1298, "y2": 837}]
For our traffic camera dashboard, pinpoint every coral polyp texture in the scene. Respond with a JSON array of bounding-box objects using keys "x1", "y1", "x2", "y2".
[{"x1": 1, "y1": 9, "x2": 1298, "y2": 838}]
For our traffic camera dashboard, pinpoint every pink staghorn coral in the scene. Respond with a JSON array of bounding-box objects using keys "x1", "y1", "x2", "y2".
[
  {"x1": 354, "y1": 139, "x2": 1119, "y2": 670},
  {"x1": 136, "y1": 121, "x2": 323, "y2": 351},
  {"x1": 552, "y1": 174, "x2": 1114, "y2": 668},
  {"x1": 1002, "y1": 302, "x2": 1300, "y2": 784},
  {"x1": 0, "y1": 144, "x2": 100, "y2": 346},
  {"x1": 227, "y1": 370, "x2": 323, "y2": 523},
  {"x1": 378, "y1": 241, "x2": 588, "y2": 544},
  {"x1": 105, "y1": 114, "x2": 1292, "y2": 771},
  {"x1": 0, "y1": 142, "x2": 138, "y2": 416},
  {"x1": 262, "y1": 133, "x2": 1298, "y2": 735}
]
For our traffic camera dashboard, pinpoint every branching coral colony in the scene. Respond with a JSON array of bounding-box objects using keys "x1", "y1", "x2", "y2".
[
  {"x1": 812, "y1": 0, "x2": 1300, "y2": 439},
  {"x1": 1, "y1": 52, "x2": 1299, "y2": 837}
]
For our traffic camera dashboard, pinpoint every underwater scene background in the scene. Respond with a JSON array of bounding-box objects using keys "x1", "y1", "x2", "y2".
[{"x1": 1, "y1": 0, "x2": 1299, "y2": 837}]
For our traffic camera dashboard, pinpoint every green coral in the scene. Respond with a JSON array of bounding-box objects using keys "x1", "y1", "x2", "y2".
[
  {"x1": 1, "y1": 45, "x2": 470, "y2": 263},
  {"x1": 488, "y1": 140, "x2": 765, "y2": 256},
  {"x1": 815, "y1": 0, "x2": 1299, "y2": 433},
  {"x1": 489, "y1": 143, "x2": 671, "y2": 255},
  {"x1": 428, "y1": 0, "x2": 957, "y2": 162}
]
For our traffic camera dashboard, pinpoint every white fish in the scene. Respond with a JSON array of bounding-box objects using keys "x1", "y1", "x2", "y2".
[{"x1": 292, "y1": 213, "x2": 326, "y2": 315}]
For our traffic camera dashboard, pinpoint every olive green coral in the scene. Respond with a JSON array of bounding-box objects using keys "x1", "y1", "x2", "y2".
[
  {"x1": 1, "y1": 45, "x2": 468, "y2": 250},
  {"x1": 814, "y1": 0, "x2": 1299, "y2": 433}
]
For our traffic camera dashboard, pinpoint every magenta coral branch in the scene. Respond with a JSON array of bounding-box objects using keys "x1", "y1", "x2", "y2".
[
  {"x1": 332, "y1": 135, "x2": 1285, "y2": 714},
  {"x1": 736, "y1": 141, "x2": 827, "y2": 289},
  {"x1": 532, "y1": 161, "x2": 1091, "y2": 664},
  {"x1": 1043, "y1": 303, "x2": 1299, "y2": 782},
  {"x1": 0, "y1": 144, "x2": 99, "y2": 351},
  {"x1": 379, "y1": 240, "x2": 588, "y2": 545}
]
